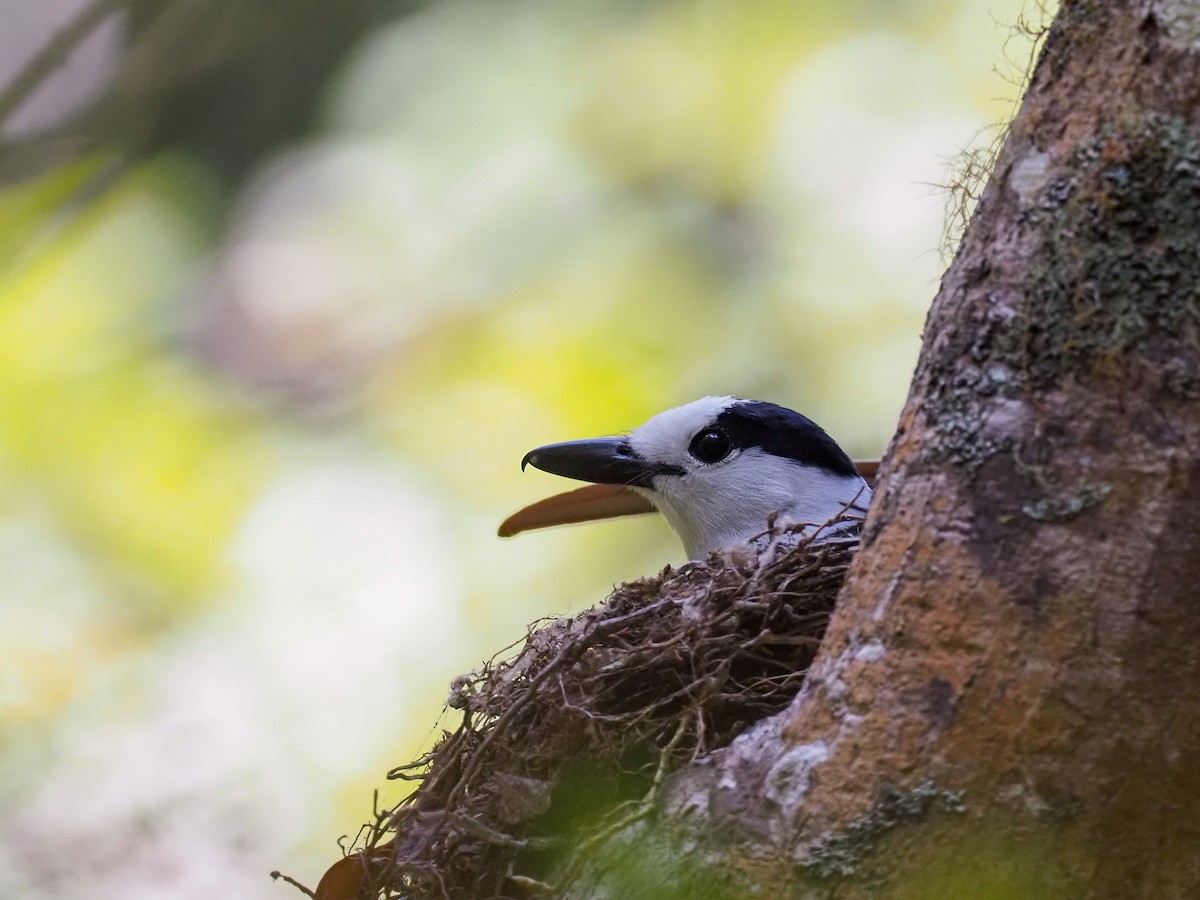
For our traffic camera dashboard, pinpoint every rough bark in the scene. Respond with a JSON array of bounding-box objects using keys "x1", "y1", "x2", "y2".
[{"x1": 564, "y1": 2, "x2": 1200, "y2": 897}]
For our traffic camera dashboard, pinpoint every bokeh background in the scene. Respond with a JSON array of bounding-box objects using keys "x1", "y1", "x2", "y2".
[{"x1": 0, "y1": 1, "x2": 1046, "y2": 896}]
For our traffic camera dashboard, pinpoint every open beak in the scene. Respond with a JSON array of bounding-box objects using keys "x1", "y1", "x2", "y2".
[
  {"x1": 498, "y1": 437, "x2": 659, "y2": 538},
  {"x1": 500, "y1": 446, "x2": 883, "y2": 539},
  {"x1": 498, "y1": 483, "x2": 655, "y2": 537}
]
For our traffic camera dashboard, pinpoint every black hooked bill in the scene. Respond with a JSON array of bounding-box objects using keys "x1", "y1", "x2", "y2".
[{"x1": 521, "y1": 437, "x2": 660, "y2": 488}]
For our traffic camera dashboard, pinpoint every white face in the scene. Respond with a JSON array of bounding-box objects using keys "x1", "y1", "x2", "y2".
[{"x1": 627, "y1": 397, "x2": 871, "y2": 559}]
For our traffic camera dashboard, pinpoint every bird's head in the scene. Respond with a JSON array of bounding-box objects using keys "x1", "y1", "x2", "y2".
[{"x1": 513, "y1": 396, "x2": 873, "y2": 559}]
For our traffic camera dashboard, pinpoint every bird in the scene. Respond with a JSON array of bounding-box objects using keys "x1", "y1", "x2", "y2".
[{"x1": 500, "y1": 396, "x2": 876, "y2": 559}]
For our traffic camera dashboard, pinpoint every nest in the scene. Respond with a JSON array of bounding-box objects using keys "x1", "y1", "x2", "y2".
[{"x1": 302, "y1": 523, "x2": 857, "y2": 900}]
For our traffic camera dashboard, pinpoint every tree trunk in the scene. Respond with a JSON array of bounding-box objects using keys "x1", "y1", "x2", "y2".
[{"x1": 565, "y1": 2, "x2": 1200, "y2": 897}]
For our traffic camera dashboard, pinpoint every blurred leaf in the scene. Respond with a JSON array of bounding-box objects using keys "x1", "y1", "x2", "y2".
[{"x1": 0, "y1": 162, "x2": 265, "y2": 603}]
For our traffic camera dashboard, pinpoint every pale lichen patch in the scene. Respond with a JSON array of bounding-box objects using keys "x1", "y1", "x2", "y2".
[
  {"x1": 1021, "y1": 479, "x2": 1113, "y2": 522},
  {"x1": 764, "y1": 741, "x2": 830, "y2": 817},
  {"x1": 1008, "y1": 149, "x2": 1053, "y2": 205},
  {"x1": 854, "y1": 639, "x2": 887, "y2": 663},
  {"x1": 1153, "y1": 0, "x2": 1200, "y2": 50}
]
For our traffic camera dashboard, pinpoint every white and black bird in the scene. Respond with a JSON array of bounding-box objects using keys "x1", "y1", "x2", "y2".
[{"x1": 500, "y1": 396, "x2": 876, "y2": 559}]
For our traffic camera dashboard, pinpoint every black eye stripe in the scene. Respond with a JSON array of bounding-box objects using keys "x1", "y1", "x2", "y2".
[{"x1": 714, "y1": 401, "x2": 858, "y2": 477}]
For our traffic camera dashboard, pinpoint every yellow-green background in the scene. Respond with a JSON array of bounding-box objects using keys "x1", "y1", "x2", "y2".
[{"x1": 0, "y1": 1, "x2": 1045, "y2": 895}]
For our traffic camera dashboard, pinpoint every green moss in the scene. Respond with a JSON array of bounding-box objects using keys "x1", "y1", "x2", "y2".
[
  {"x1": 926, "y1": 113, "x2": 1200, "y2": 469},
  {"x1": 563, "y1": 822, "x2": 750, "y2": 900},
  {"x1": 1018, "y1": 115, "x2": 1200, "y2": 388},
  {"x1": 798, "y1": 781, "x2": 967, "y2": 880},
  {"x1": 885, "y1": 822, "x2": 1082, "y2": 900}
]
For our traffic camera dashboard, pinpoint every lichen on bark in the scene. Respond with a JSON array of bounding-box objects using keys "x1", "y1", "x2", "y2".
[{"x1": 920, "y1": 111, "x2": 1200, "y2": 474}]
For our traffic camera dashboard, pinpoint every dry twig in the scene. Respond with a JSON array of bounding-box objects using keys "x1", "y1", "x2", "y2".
[{"x1": 311, "y1": 522, "x2": 858, "y2": 899}]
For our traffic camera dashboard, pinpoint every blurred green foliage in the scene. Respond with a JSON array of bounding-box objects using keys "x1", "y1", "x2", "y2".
[{"x1": 0, "y1": 161, "x2": 263, "y2": 602}]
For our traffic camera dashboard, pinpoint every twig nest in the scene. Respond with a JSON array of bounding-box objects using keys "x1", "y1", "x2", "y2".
[{"x1": 309, "y1": 520, "x2": 859, "y2": 900}]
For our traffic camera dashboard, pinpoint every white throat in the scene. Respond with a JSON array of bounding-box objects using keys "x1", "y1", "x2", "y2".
[{"x1": 635, "y1": 452, "x2": 871, "y2": 559}]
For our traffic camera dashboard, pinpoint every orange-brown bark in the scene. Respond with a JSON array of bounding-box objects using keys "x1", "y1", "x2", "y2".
[{"x1": 566, "y1": 2, "x2": 1200, "y2": 897}]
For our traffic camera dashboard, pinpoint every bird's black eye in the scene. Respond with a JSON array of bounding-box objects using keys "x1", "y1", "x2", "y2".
[{"x1": 688, "y1": 426, "x2": 732, "y2": 464}]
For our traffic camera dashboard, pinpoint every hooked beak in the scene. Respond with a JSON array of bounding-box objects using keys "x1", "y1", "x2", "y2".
[{"x1": 521, "y1": 437, "x2": 660, "y2": 488}]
